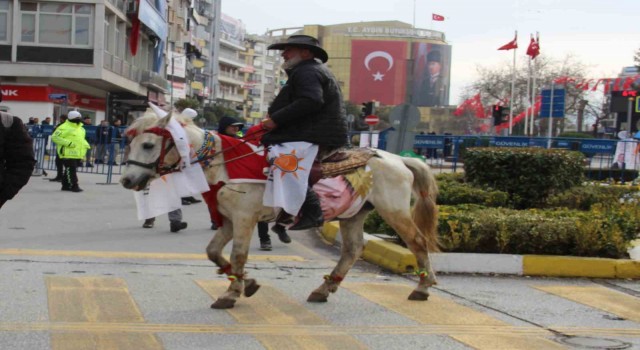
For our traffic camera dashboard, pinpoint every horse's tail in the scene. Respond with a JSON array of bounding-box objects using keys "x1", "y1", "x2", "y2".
[{"x1": 400, "y1": 157, "x2": 440, "y2": 252}]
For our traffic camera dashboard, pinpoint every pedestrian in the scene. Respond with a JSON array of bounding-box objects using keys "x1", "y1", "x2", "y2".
[
  {"x1": 94, "y1": 120, "x2": 110, "y2": 164},
  {"x1": 0, "y1": 111, "x2": 36, "y2": 209},
  {"x1": 49, "y1": 115, "x2": 67, "y2": 182},
  {"x1": 51, "y1": 111, "x2": 91, "y2": 192},
  {"x1": 41, "y1": 117, "x2": 51, "y2": 125},
  {"x1": 262, "y1": 35, "x2": 348, "y2": 231},
  {"x1": 82, "y1": 116, "x2": 94, "y2": 167},
  {"x1": 141, "y1": 208, "x2": 188, "y2": 233}
]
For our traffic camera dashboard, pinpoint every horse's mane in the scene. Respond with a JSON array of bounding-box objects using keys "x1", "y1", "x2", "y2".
[{"x1": 125, "y1": 108, "x2": 195, "y2": 137}]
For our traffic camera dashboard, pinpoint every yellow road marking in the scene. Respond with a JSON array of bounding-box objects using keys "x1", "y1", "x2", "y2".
[
  {"x1": 535, "y1": 285, "x2": 640, "y2": 323},
  {"x1": 196, "y1": 280, "x2": 367, "y2": 349},
  {"x1": 0, "y1": 248, "x2": 304, "y2": 262},
  {"x1": 1, "y1": 322, "x2": 639, "y2": 337},
  {"x1": 47, "y1": 276, "x2": 162, "y2": 350},
  {"x1": 343, "y1": 282, "x2": 565, "y2": 350}
]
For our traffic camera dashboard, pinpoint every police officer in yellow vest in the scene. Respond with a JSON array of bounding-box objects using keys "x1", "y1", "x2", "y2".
[{"x1": 51, "y1": 111, "x2": 91, "y2": 192}]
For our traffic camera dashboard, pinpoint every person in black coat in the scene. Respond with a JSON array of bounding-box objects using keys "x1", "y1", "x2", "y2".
[
  {"x1": 261, "y1": 35, "x2": 347, "y2": 231},
  {"x1": 0, "y1": 112, "x2": 36, "y2": 209}
]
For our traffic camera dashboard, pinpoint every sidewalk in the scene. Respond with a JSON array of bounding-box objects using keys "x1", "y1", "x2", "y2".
[{"x1": 320, "y1": 222, "x2": 640, "y2": 279}]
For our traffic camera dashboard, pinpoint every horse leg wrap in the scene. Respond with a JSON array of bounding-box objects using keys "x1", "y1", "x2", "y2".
[{"x1": 217, "y1": 264, "x2": 232, "y2": 276}]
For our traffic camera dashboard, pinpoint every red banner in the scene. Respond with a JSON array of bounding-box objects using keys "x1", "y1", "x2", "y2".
[{"x1": 349, "y1": 40, "x2": 407, "y2": 105}]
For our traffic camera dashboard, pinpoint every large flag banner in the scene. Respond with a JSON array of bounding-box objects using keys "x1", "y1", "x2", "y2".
[
  {"x1": 411, "y1": 43, "x2": 452, "y2": 107},
  {"x1": 349, "y1": 40, "x2": 408, "y2": 105}
]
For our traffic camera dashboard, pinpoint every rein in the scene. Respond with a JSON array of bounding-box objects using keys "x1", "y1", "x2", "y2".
[{"x1": 126, "y1": 126, "x2": 269, "y2": 175}]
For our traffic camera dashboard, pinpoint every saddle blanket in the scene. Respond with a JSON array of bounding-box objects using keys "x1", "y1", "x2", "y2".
[{"x1": 219, "y1": 134, "x2": 268, "y2": 183}]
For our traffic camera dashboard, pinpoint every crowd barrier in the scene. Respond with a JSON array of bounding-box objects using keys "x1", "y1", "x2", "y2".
[
  {"x1": 412, "y1": 135, "x2": 640, "y2": 183},
  {"x1": 28, "y1": 125, "x2": 640, "y2": 185}
]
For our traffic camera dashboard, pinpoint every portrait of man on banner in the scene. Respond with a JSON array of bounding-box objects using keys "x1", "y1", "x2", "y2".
[{"x1": 412, "y1": 43, "x2": 452, "y2": 107}]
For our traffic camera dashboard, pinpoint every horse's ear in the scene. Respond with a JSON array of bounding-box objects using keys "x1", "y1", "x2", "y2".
[{"x1": 157, "y1": 111, "x2": 172, "y2": 129}]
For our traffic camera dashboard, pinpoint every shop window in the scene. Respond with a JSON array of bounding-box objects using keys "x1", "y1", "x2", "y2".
[{"x1": 0, "y1": 0, "x2": 10, "y2": 43}]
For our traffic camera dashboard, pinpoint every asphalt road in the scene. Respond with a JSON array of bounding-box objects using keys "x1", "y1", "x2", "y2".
[{"x1": 0, "y1": 173, "x2": 639, "y2": 350}]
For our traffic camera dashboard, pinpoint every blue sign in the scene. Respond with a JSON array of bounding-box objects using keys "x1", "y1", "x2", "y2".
[
  {"x1": 413, "y1": 135, "x2": 445, "y2": 148},
  {"x1": 540, "y1": 88, "x2": 565, "y2": 118},
  {"x1": 48, "y1": 93, "x2": 67, "y2": 100},
  {"x1": 490, "y1": 137, "x2": 530, "y2": 147},
  {"x1": 579, "y1": 139, "x2": 616, "y2": 154}
]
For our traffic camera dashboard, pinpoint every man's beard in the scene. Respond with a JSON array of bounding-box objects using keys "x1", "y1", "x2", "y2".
[{"x1": 282, "y1": 54, "x2": 303, "y2": 70}]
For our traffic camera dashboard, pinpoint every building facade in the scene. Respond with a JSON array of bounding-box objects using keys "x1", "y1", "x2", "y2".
[
  {"x1": 266, "y1": 21, "x2": 450, "y2": 129},
  {"x1": 0, "y1": 0, "x2": 169, "y2": 124}
]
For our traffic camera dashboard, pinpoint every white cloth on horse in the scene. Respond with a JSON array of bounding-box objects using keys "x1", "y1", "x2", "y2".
[
  {"x1": 133, "y1": 167, "x2": 209, "y2": 220},
  {"x1": 264, "y1": 142, "x2": 318, "y2": 216},
  {"x1": 166, "y1": 117, "x2": 192, "y2": 168},
  {"x1": 133, "y1": 176, "x2": 181, "y2": 220}
]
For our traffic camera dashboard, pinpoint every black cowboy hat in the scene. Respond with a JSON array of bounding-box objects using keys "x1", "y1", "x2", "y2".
[{"x1": 267, "y1": 35, "x2": 329, "y2": 63}]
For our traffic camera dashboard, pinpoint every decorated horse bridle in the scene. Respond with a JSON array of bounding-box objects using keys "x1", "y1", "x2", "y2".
[
  {"x1": 125, "y1": 126, "x2": 182, "y2": 176},
  {"x1": 126, "y1": 126, "x2": 268, "y2": 177}
]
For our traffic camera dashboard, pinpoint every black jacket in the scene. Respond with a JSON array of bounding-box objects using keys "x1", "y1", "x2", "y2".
[
  {"x1": 263, "y1": 59, "x2": 348, "y2": 148},
  {"x1": 0, "y1": 114, "x2": 36, "y2": 207}
]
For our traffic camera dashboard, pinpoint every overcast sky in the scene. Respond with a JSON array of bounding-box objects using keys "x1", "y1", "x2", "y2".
[{"x1": 221, "y1": 0, "x2": 640, "y2": 104}]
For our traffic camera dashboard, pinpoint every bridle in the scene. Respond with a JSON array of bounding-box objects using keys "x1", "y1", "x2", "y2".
[
  {"x1": 125, "y1": 126, "x2": 182, "y2": 176},
  {"x1": 126, "y1": 125, "x2": 268, "y2": 176}
]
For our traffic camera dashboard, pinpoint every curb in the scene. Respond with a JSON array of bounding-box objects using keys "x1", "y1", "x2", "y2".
[{"x1": 321, "y1": 222, "x2": 640, "y2": 279}]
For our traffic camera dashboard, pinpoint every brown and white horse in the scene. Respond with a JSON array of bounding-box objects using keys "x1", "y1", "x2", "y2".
[{"x1": 120, "y1": 109, "x2": 439, "y2": 309}]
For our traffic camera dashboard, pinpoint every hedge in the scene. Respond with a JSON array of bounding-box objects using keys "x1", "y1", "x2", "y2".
[{"x1": 463, "y1": 148, "x2": 584, "y2": 208}]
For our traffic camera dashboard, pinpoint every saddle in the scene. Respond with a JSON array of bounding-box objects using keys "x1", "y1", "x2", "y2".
[{"x1": 310, "y1": 148, "x2": 378, "y2": 185}]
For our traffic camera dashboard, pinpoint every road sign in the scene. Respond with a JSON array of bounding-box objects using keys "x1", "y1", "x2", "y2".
[
  {"x1": 540, "y1": 88, "x2": 565, "y2": 118},
  {"x1": 48, "y1": 93, "x2": 67, "y2": 100},
  {"x1": 364, "y1": 115, "x2": 379, "y2": 125}
]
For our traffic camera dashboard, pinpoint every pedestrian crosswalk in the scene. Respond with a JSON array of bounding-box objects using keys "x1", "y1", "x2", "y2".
[{"x1": 1, "y1": 275, "x2": 637, "y2": 350}]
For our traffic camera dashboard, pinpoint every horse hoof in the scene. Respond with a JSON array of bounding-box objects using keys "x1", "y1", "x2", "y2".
[
  {"x1": 307, "y1": 292, "x2": 328, "y2": 303},
  {"x1": 244, "y1": 279, "x2": 261, "y2": 298},
  {"x1": 211, "y1": 298, "x2": 236, "y2": 309},
  {"x1": 408, "y1": 290, "x2": 430, "y2": 301}
]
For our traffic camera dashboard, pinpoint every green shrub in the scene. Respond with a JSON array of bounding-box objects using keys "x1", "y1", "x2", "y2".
[
  {"x1": 438, "y1": 181, "x2": 509, "y2": 207},
  {"x1": 464, "y1": 148, "x2": 585, "y2": 208},
  {"x1": 437, "y1": 205, "x2": 633, "y2": 258},
  {"x1": 584, "y1": 169, "x2": 639, "y2": 182},
  {"x1": 546, "y1": 185, "x2": 636, "y2": 210}
]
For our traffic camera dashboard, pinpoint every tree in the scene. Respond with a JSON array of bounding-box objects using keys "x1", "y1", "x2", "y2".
[
  {"x1": 463, "y1": 54, "x2": 596, "y2": 136},
  {"x1": 174, "y1": 97, "x2": 200, "y2": 112},
  {"x1": 635, "y1": 47, "x2": 640, "y2": 70}
]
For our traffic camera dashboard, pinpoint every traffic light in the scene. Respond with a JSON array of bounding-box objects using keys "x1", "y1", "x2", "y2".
[
  {"x1": 361, "y1": 101, "x2": 375, "y2": 116},
  {"x1": 492, "y1": 105, "x2": 504, "y2": 125}
]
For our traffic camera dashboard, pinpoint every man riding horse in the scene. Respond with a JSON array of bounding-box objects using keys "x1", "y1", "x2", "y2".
[{"x1": 261, "y1": 35, "x2": 348, "y2": 232}]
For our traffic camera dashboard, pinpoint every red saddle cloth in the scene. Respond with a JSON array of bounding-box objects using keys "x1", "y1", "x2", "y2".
[
  {"x1": 218, "y1": 133, "x2": 268, "y2": 183},
  {"x1": 202, "y1": 131, "x2": 268, "y2": 227}
]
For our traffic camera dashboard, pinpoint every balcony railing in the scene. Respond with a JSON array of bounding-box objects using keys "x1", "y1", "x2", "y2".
[{"x1": 103, "y1": 51, "x2": 143, "y2": 82}]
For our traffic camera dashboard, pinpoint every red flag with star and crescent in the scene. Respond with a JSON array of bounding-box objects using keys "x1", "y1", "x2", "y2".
[{"x1": 349, "y1": 40, "x2": 407, "y2": 105}]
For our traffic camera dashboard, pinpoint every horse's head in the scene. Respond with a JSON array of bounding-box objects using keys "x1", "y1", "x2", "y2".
[{"x1": 120, "y1": 108, "x2": 190, "y2": 190}]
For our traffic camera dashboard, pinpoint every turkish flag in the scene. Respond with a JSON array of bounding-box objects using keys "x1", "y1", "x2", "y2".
[
  {"x1": 129, "y1": 0, "x2": 140, "y2": 56},
  {"x1": 349, "y1": 40, "x2": 407, "y2": 105},
  {"x1": 432, "y1": 13, "x2": 445, "y2": 21},
  {"x1": 526, "y1": 36, "x2": 540, "y2": 59},
  {"x1": 498, "y1": 34, "x2": 518, "y2": 51}
]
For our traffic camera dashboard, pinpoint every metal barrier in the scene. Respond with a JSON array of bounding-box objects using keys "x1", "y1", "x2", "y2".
[
  {"x1": 29, "y1": 125, "x2": 126, "y2": 184},
  {"x1": 412, "y1": 135, "x2": 639, "y2": 182}
]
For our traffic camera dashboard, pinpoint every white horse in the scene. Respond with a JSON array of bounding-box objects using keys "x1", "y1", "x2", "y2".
[{"x1": 120, "y1": 109, "x2": 439, "y2": 309}]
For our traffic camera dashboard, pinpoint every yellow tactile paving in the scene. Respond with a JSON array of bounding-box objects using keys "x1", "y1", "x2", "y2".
[
  {"x1": 46, "y1": 276, "x2": 162, "y2": 350},
  {"x1": 196, "y1": 280, "x2": 367, "y2": 349},
  {"x1": 535, "y1": 285, "x2": 640, "y2": 323},
  {"x1": 343, "y1": 282, "x2": 565, "y2": 350}
]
